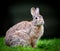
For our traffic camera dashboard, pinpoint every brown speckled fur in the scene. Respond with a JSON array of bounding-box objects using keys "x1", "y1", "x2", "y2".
[{"x1": 5, "y1": 7, "x2": 44, "y2": 47}]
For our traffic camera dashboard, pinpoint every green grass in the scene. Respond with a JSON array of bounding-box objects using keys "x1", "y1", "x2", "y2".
[{"x1": 0, "y1": 37, "x2": 60, "y2": 51}]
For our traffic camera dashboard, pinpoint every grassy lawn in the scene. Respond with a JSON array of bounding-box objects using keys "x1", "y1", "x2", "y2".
[{"x1": 0, "y1": 37, "x2": 60, "y2": 51}]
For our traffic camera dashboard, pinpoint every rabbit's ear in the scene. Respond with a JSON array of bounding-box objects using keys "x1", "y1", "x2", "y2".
[
  {"x1": 31, "y1": 7, "x2": 35, "y2": 16},
  {"x1": 35, "y1": 7, "x2": 40, "y2": 15}
]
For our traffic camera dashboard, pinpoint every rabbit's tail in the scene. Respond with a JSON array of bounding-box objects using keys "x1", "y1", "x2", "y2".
[
  {"x1": 5, "y1": 38, "x2": 10, "y2": 46},
  {"x1": 5, "y1": 34, "x2": 13, "y2": 46},
  {"x1": 5, "y1": 34, "x2": 29, "y2": 47}
]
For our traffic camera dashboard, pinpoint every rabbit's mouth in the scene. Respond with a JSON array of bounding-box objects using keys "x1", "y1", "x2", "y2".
[{"x1": 37, "y1": 21, "x2": 44, "y2": 26}]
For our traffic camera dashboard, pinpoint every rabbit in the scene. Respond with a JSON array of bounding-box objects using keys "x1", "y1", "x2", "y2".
[{"x1": 5, "y1": 7, "x2": 44, "y2": 47}]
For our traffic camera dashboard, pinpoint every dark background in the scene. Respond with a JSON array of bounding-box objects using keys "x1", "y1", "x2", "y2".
[{"x1": 0, "y1": 0, "x2": 60, "y2": 38}]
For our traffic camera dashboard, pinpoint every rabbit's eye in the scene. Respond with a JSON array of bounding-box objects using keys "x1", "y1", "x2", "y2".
[{"x1": 35, "y1": 17, "x2": 37, "y2": 19}]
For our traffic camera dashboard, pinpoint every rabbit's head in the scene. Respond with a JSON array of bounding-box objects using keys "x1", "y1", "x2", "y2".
[{"x1": 31, "y1": 7, "x2": 44, "y2": 26}]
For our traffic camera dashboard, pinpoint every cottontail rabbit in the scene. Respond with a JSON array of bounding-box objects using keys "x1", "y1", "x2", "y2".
[{"x1": 5, "y1": 7, "x2": 44, "y2": 47}]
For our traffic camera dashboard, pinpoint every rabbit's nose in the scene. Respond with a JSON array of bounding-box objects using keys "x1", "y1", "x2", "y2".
[
  {"x1": 39, "y1": 19, "x2": 43, "y2": 21},
  {"x1": 41, "y1": 19, "x2": 44, "y2": 25},
  {"x1": 39, "y1": 19, "x2": 44, "y2": 24}
]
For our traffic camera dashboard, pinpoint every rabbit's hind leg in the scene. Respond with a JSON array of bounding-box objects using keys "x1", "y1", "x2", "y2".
[
  {"x1": 5, "y1": 34, "x2": 29, "y2": 47},
  {"x1": 10, "y1": 35, "x2": 29, "y2": 47}
]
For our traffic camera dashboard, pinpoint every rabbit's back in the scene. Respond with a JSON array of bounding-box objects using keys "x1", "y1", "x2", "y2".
[{"x1": 6, "y1": 21, "x2": 32, "y2": 35}]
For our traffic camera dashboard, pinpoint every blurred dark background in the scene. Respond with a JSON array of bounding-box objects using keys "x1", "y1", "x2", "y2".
[{"x1": 0, "y1": 0, "x2": 60, "y2": 38}]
